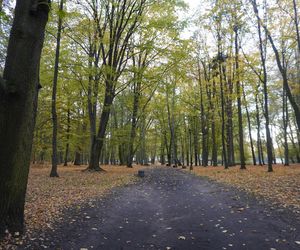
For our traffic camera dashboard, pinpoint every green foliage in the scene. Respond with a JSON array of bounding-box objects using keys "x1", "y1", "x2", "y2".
[{"x1": 30, "y1": 0, "x2": 299, "y2": 166}]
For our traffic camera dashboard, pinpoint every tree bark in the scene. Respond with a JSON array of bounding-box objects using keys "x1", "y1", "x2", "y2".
[
  {"x1": 220, "y1": 66, "x2": 228, "y2": 169},
  {"x1": 211, "y1": 80, "x2": 218, "y2": 166},
  {"x1": 74, "y1": 150, "x2": 82, "y2": 166},
  {"x1": 88, "y1": 83, "x2": 113, "y2": 171},
  {"x1": 234, "y1": 26, "x2": 246, "y2": 170},
  {"x1": 0, "y1": 0, "x2": 49, "y2": 235},
  {"x1": 293, "y1": 0, "x2": 300, "y2": 54},
  {"x1": 283, "y1": 86, "x2": 289, "y2": 166},
  {"x1": 198, "y1": 65, "x2": 209, "y2": 167},
  {"x1": 288, "y1": 118, "x2": 300, "y2": 163},
  {"x1": 255, "y1": 93, "x2": 264, "y2": 165},
  {"x1": 251, "y1": 0, "x2": 273, "y2": 172},
  {"x1": 243, "y1": 84, "x2": 256, "y2": 165},
  {"x1": 63, "y1": 107, "x2": 70, "y2": 166},
  {"x1": 127, "y1": 81, "x2": 140, "y2": 168},
  {"x1": 50, "y1": 0, "x2": 64, "y2": 177}
]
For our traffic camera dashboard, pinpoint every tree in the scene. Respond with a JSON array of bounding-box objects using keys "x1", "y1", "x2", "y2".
[
  {"x1": 0, "y1": 0, "x2": 50, "y2": 235},
  {"x1": 50, "y1": 0, "x2": 64, "y2": 177},
  {"x1": 87, "y1": 0, "x2": 147, "y2": 171},
  {"x1": 251, "y1": 0, "x2": 300, "y2": 131},
  {"x1": 234, "y1": 24, "x2": 246, "y2": 169},
  {"x1": 251, "y1": 0, "x2": 273, "y2": 172}
]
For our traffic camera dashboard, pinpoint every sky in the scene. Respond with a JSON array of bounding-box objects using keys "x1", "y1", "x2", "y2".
[
  {"x1": 184, "y1": 0, "x2": 200, "y2": 10},
  {"x1": 181, "y1": 0, "x2": 201, "y2": 38}
]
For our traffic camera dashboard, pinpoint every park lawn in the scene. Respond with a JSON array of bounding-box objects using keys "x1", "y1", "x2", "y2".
[
  {"x1": 24, "y1": 164, "x2": 143, "y2": 233},
  {"x1": 191, "y1": 164, "x2": 300, "y2": 215}
]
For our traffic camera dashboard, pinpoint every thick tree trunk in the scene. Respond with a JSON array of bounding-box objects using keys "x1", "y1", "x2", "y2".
[
  {"x1": 0, "y1": 0, "x2": 49, "y2": 235},
  {"x1": 222, "y1": 63, "x2": 235, "y2": 167},
  {"x1": 50, "y1": 0, "x2": 64, "y2": 178},
  {"x1": 74, "y1": 150, "x2": 82, "y2": 166},
  {"x1": 87, "y1": 83, "x2": 113, "y2": 171},
  {"x1": 87, "y1": 47, "x2": 98, "y2": 162}
]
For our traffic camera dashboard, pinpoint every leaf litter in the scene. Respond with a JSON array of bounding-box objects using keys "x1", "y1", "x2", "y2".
[
  {"x1": 191, "y1": 164, "x2": 300, "y2": 216},
  {"x1": 0, "y1": 164, "x2": 143, "y2": 249}
]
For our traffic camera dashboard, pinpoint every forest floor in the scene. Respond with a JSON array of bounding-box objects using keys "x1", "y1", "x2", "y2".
[
  {"x1": 190, "y1": 164, "x2": 300, "y2": 217},
  {"x1": 0, "y1": 164, "x2": 144, "y2": 249},
  {"x1": 1, "y1": 165, "x2": 300, "y2": 249},
  {"x1": 4, "y1": 166, "x2": 300, "y2": 250}
]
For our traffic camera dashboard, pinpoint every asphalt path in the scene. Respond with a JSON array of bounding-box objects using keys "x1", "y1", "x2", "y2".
[{"x1": 22, "y1": 167, "x2": 300, "y2": 250}]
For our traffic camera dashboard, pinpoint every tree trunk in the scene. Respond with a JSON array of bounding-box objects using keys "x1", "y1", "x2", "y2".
[
  {"x1": 288, "y1": 119, "x2": 300, "y2": 163},
  {"x1": 283, "y1": 86, "x2": 289, "y2": 166},
  {"x1": 63, "y1": 107, "x2": 70, "y2": 166},
  {"x1": 220, "y1": 64, "x2": 228, "y2": 169},
  {"x1": 252, "y1": 0, "x2": 300, "y2": 131},
  {"x1": 211, "y1": 82, "x2": 218, "y2": 166},
  {"x1": 87, "y1": 44, "x2": 98, "y2": 162},
  {"x1": 189, "y1": 128, "x2": 193, "y2": 167},
  {"x1": 293, "y1": 0, "x2": 300, "y2": 54},
  {"x1": 234, "y1": 26, "x2": 246, "y2": 170},
  {"x1": 199, "y1": 68, "x2": 209, "y2": 167},
  {"x1": 0, "y1": 0, "x2": 49, "y2": 235},
  {"x1": 252, "y1": 0, "x2": 273, "y2": 172},
  {"x1": 88, "y1": 89, "x2": 113, "y2": 171},
  {"x1": 184, "y1": 120, "x2": 189, "y2": 166},
  {"x1": 50, "y1": 0, "x2": 64, "y2": 177},
  {"x1": 255, "y1": 93, "x2": 263, "y2": 165},
  {"x1": 222, "y1": 61, "x2": 235, "y2": 167},
  {"x1": 243, "y1": 85, "x2": 256, "y2": 165},
  {"x1": 193, "y1": 117, "x2": 199, "y2": 166},
  {"x1": 160, "y1": 143, "x2": 165, "y2": 165},
  {"x1": 127, "y1": 81, "x2": 140, "y2": 168}
]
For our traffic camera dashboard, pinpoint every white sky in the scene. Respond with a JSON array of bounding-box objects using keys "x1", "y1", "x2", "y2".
[
  {"x1": 184, "y1": 0, "x2": 200, "y2": 9},
  {"x1": 181, "y1": 0, "x2": 201, "y2": 38}
]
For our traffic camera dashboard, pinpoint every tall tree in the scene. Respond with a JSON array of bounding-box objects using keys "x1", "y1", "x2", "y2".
[
  {"x1": 251, "y1": 0, "x2": 300, "y2": 131},
  {"x1": 0, "y1": 0, "x2": 50, "y2": 235},
  {"x1": 234, "y1": 23, "x2": 246, "y2": 169},
  {"x1": 251, "y1": 0, "x2": 273, "y2": 172},
  {"x1": 87, "y1": 0, "x2": 146, "y2": 171},
  {"x1": 50, "y1": 0, "x2": 64, "y2": 177}
]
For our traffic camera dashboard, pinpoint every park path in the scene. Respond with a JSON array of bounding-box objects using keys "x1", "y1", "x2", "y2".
[{"x1": 22, "y1": 167, "x2": 300, "y2": 250}]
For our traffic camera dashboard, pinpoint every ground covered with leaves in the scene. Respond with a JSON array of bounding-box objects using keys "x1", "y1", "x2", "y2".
[
  {"x1": 191, "y1": 164, "x2": 300, "y2": 216},
  {"x1": 1, "y1": 164, "x2": 143, "y2": 248},
  {"x1": 6, "y1": 167, "x2": 300, "y2": 250}
]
